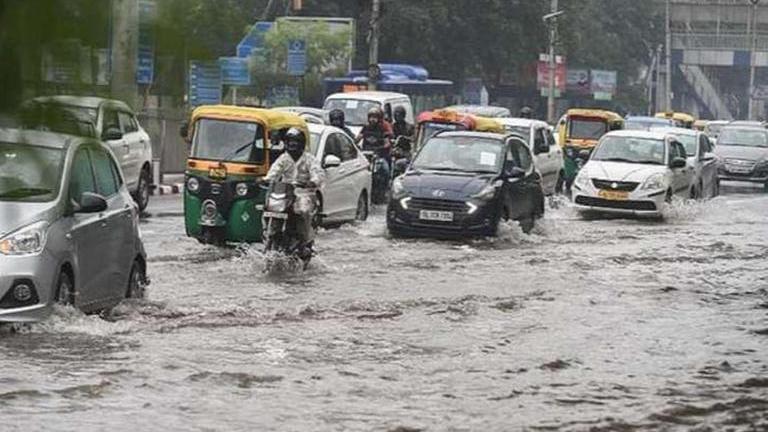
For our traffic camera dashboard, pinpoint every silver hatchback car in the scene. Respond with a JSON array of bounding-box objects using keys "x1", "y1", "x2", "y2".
[{"x1": 0, "y1": 128, "x2": 147, "y2": 323}]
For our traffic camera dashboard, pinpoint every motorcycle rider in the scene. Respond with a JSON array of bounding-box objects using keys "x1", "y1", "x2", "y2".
[
  {"x1": 265, "y1": 127, "x2": 325, "y2": 248},
  {"x1": 391, "y1": 105, "x2": 414, "y2": 177},
  {"x1": 357, "y1": 107, "x2": 393, "y2": 159},
  {"x1": 329, "y1": 108, "x2": 355, "y2": 140}
]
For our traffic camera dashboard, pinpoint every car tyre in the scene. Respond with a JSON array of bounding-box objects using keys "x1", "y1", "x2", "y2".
[
  {"x1": 134, "y1": 167, "x2": 151, "y2": 212},
  {"x1": 126, "y1": 260, "x2": 146, "y2": 299},
  {"x1": 55, "y1": 271, "x2": 74, "y2": 306},
  {"x1": 355, "y1": 191, "x2": 369, "y2": 221}
]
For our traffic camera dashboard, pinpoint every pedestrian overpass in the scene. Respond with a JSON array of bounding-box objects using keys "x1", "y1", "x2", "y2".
[{"x1": 665, "y1": 0, "x2": 768, "y2": 120}]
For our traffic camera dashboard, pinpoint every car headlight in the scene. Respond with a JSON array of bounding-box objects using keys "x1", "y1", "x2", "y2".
[
  {"x1": 0, "y1": 221, "x2": 48, "y2": 256},
  {"x1": 471, "y1": 183, "x2": 498, "y2": 201},
  {"x1": 641, "y1": 173, "x2": 666, "y2": 190},
  {"x1": 574, "y1": 172, "x2": 590, "y2": 189},
  {"x1": 187, "y1": 177, "x2": 200, "y2": 193},
  {"x1": 391, "y1": 177, "x2": 406, "y2": 197},
  {"x1": 236, "y1": 182, "x2": 248, "y2": 197}
]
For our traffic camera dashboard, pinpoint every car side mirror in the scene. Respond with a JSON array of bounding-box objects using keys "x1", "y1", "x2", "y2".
[
  {"x1": 534, "y1": 138, "x2": 549, "y2": 155},
  {"x1": 670, "y1": 157, "x2": 687, "y2": 169},
  {"x1": 102, "y1": 127, "x2": 123, "y2": 141},
  {"x1": 323, "y1": 154, "x2": 342, "y2": 169},
  {"x1": 74, "y1": 192, "x2": 108, "y2": 214}
]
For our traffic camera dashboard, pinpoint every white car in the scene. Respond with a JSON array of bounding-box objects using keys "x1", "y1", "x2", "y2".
[
  {"x1": 651, "y1": 127, "x2": 720, "y2": 198},
  {"x1": 572, "y1": 130, "x2": 695, "y2": 217},
  {"x1": 308, "y1": 124, "x2": 372, "y2": 224},
  {"x1": 496, "y1": 117, "x2": 564, "y2": 195},
  {"x1": 21, "y1": 96, "x2": 153, "y2": 211},
  {"x1": 323, "y1": 91, "x2": 414, "y2": 136}
]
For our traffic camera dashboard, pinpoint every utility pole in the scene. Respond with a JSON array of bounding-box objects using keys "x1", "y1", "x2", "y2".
[
  {"x1": 110, "y1": 0, "x2": 138, "y2": 109},
  {"x1": 665, "y1": 0, "x2": 672, "y2": 112},
  {"x1": 546, "y1": 0, "x2": 558, "y2": 124},
  {"x1": 748, "y1": 0, "x2": 760, "y2": 120},
  {"x1": 368, "y1": 0, "x2": 381, "y2": 91},
  {"x1": 655, "y1": 44, "x2": 663, "y2": 114}
]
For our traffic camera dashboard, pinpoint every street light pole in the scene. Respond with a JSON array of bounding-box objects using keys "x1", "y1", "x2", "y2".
[
  {"x1": 368, "y1": 0, "x2": 381, "y2": 91},
  {"x1": 748, "y1": 0, "x2": 760, "y2": 120},
  {"x1": 665, "y1": 0, "x2": 672, "y2": 112},
  {"x1": 546, "y1": 0, "x2": 559, "y2": 123}
]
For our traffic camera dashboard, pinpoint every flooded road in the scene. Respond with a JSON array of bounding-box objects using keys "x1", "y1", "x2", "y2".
[{"x1": 2, "y1": 186, "x2": 767, "y2": 431}]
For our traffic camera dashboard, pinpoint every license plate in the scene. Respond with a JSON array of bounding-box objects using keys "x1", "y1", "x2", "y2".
[
  {"x1": 262, "y1": 211, "x2": 288, "y2": 219},
  {"x1": 419, "y1": 210, "x2": 454, "y2": 221},
  {"x1": 209, "y1": 167, "x2": 227, "y2": 179},
  {"x1": 727, "y1": 165, "x2": 752, "y2": 174},
  {"x1": 598, "y1": 189, "x2": 629, "y2": 201}
]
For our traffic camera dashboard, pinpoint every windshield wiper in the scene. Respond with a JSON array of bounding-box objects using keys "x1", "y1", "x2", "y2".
[
  {"x1": 636, "y1": 160, "x2": 664, "y2": 165},
  {"x1": 0, "y1": 187, "x2": 52, "y2": 198},
  {"x1": 221, "y1": 140, "x2": 257, "y2": 162}
]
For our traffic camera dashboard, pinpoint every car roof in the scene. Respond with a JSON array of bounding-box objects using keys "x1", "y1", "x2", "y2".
[
  {"x1": 325, "y1": 91, "x2": 409, "y2": 102},
  {"x1": 434, "y1": 130, "x2": 509, "y2": 141},
  {"x1": 649, "y1": 126, "x2": 698, "y2": 136},
  {"x1": 721, "y1": 124, "x2": 768, "y2": 132},
  {"x1": 603, "y1": 130, "x2": 670, "y2": 140},
  {"x1": 0, "y1": 127, "x2": 90, "y2": 149},
  {"x1": 274, "y1": 106, "x2": 327, "y2": 115},
  {"x1": 28, "y1": 95, "x2": 131, "y2": 111}
]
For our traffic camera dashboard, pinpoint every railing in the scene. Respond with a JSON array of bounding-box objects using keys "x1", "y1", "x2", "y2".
[
  {"x1": 679, "y1": 64, "x2": 734, "y2": 120},
  {"x1": 672, "y1": 32, "x2": 768, "y2": 51}
]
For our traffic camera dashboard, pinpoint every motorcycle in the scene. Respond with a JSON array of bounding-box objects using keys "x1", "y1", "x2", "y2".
[
  {"x1": 361, "y1": 135, "x2": 391, "y2": 204},
  {"x1": 391, "y1": 135, "x2": 412, "y2": 180},
  {"x1": 262, "y1": 181, "x2": 316, "y2": 271}
]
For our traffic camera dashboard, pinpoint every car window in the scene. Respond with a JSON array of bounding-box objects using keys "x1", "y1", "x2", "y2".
[
  {"x1": 544, "y1": 128, "x2": 555, "y2": 146},
  {"x1": 119, "y1": 112, "x2": 138, "y2": 133},
  {"x1": 109, "y1": 153, "x2": 124, "y2": 187},
  {"x1": 507, "y1": 140, "x2": 532, "y2": 171},
  {"x1": 103, "y1": 109, "x2": 121, "y2": 133},
  {"x1": 69, "y1": 148, "x2": 96, "y2": 202},
  {"x1": 323, "y1": 133, "x2": 343, "y2": 160},
  {"x1": 534, "y1": 128, "x2": 546, "y2": 148},
  {"x1": 338, "y1": 134, "x2": 358, "y2": 161},
  {"x1": 90, "y1": 147, "x2": 119, "y2": 197},
  {"x1": 699, "y1": 135, "x2": 711, "y2": 157}
]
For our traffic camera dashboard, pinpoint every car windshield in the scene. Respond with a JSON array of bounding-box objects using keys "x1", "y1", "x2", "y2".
[
  {"x1": 323, "y1": 99, "x2": 381, "y2": 126},
  {"x1": 413, "y1": 136, "x2": 504, "y2": 174},
  {"x1": 20, "y1": 103, "x2": 97, "y2": 138},
  {"x1": 592, "y1": 136, "x2": 666, "y2": 165},
  {"x1": 569, "y1": 118, "x2": 608, "y2": 140},
  {"x1": 717, "y1": 128, "x2": 768, "y2": 147},
  {"x1": 673, "y1": 134, "x2": 697, "y2": 156},
  {"x1": 0, "y1": 143, "x2": 64, "y2": 202},
  {"x1": 191, "y1": 119, "x2": 266, "y2": 163},
  {"x1": 309, "y1": 132, "x2": 321, "y2": 155}
]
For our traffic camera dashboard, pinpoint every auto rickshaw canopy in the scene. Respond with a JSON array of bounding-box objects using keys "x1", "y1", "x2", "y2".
[{"x1": 190, "y1": 105, "x2": 309, "y2": 140}]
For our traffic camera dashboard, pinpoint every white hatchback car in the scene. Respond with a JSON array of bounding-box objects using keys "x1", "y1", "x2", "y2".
[
  {"x1": 496, "y1": 117, "x2": 564, "y2": 195},
  {"x1": 307, "y1": 124, "x2": 372, "y2": 224},
  {"x1": 572, "y1": 130, "x2": 694, "y2": 217}
]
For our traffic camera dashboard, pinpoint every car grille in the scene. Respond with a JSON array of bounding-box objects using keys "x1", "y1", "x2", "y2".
[
  {"x1": 575, "y1": 196, "x2": 657, "y2": 211},
  {"x1": 591, "y1": 179, "x2": 639, "y2": 192},
  {"x1": 408, "y1": 198, "x2": 468, "y2": 214}
]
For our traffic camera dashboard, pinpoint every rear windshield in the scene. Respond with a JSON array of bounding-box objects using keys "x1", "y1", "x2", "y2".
[
  {"x1": 191, "y1": 119, "x2": 266, "y2": 163},
  {"x1": 0, "y1": 143, "x2": 64, "y2": 202}
]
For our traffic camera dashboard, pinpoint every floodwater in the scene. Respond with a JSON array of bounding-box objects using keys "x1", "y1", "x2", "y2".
[{"x1": 1, "y1": 186, "x2": 767, "y2": 431}]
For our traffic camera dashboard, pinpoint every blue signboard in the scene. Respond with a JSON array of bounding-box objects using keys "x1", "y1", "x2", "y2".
[
  {"x1": 237, "y1": 22, "x2": 274, "y2": 58},
  {"x1": 189, "y1": 61, "x2": 222, "y2": 107},
  {"x1": 219, "y1": 57, "x2": 250, "y2": 86},
  {"x1": 136, "y1": 0, "x2": 155, "y2": 84},
  {"x1": 287, "y1": 39, "x2": 307, "y2": 76}
]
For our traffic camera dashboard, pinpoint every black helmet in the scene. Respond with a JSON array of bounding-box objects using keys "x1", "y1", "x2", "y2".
[
  {"x1": 285, "y1": 127, "x2": 306, "y2": 157},
  {"x1": 519, "y1": 106, "x2": 533, "y2": 119},
  {"x1": 329, "y1": 109, "x2": 345, "y2": 125},
  {"x1": 394, "y1": 106, "x2": 406, "y2": 122}
]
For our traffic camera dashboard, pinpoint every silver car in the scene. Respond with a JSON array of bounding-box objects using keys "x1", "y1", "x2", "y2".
[{"x1": 0, "y1": 129, "x2": 147, "y2": 323}]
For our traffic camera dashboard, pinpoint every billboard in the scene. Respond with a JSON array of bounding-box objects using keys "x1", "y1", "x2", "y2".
[
  {"x1": 537, "y1": 54, "x2": 566, "y2": 93},
  {"x1": 567, "y1": 69, "x2": 591, "y2": 95},
  {"x1": 591, "y1": 69, "x2": 618, "y2": 100}
]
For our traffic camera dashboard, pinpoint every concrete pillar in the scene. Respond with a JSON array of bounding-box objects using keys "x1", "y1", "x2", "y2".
[{"x1": 110, "y1": 0, "x2": 138, "y2": 109}]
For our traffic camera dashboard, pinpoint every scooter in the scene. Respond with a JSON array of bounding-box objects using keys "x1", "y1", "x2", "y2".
[
  {"x1": 391, "y1": 135, "x2": 412, "y2": 180},
  {"x1": 361, "y1": 135, "x2": 391, "y2": 204},
  {"x1": 262, "y1": 181, "x2": 315, "y2": 271}
]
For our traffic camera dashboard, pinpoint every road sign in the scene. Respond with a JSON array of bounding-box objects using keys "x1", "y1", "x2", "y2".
[
  {"x1": 136, "y1": 0, "x2": 155, "y2": 84},
  {"x1": 189, "y1": 61, "x2": 222, "y2": 107},
  {"x1": 219, "y1": 57, "x2": 250, "y2": 86},
  {"x1": 287, "y1": 39, "x2": 307, "y2": 76},
  {"x1": 237, "y1": 22, "x2": 274, "y2": 58}
]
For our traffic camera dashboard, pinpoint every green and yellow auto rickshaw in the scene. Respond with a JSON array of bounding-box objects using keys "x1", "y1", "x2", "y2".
[
  {"x1": 557, "y1": 108, "x2": 624, "y2": 189},
  {"x1": 180, "y1": 105, "x2": 309, "y2": 245}
]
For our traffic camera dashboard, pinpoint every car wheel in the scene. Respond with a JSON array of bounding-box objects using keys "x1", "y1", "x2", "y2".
[
  {"x1": 126, "y1": 260, "x2": 146, "y2": 299},
  {"x1": 55, "y1": 271, "x2": 74, "y2": 306},
  {"x1": 355, "y1": 191, "x2": 369, "y2": 221},
  {"x1": 135, "y1": 167, "x2": 151, "y2": 212}
]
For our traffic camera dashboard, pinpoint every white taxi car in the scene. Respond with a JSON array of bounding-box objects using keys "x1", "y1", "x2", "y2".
[{"x1": 572, "y1": 130, "x2": 694, "y2": 217}]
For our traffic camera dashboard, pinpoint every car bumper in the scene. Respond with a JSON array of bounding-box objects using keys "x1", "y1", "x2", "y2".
[
  {"x1": 386, "y1": 199, "x2": 499, "y2": 238},
  {"x1": 0, "y1": 252, "x2": 58, "y2": 323},
  {"x1": 572, "y1": 185, "x2": 666, "y2": 216}
]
